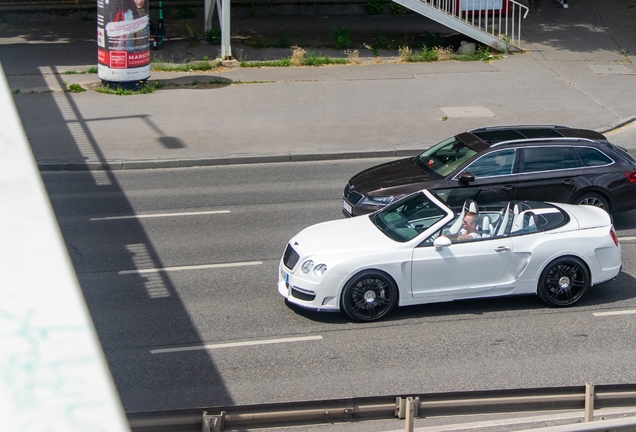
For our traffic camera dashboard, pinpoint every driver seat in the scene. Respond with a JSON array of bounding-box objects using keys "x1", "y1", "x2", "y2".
[{"x1": 448, "y1": 199, "x2": 478, "y2": 234}]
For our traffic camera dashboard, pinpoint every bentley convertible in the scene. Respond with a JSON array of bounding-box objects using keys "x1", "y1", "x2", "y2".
[{"x1": 278, "y1": 190, "x2": 622, "y2": 321}]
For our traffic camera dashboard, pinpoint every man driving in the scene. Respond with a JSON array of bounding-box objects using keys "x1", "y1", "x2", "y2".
[
  {"x1": 457, "y1": 212, "x2": 481, "y2": 241},
  {"x1": 440, "y1": 211, "x2": 481, "y2": 242}
]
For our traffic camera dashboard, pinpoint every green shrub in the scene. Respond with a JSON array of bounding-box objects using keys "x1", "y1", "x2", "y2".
[
  {"x1": 365, "y1": 0, "x2": 385, "y2": 14},
  {"x1": 205, "y1": 28, "x2": 221, "y2": 44},
  {"x1": 176, "y1": 4, "x2": 196, "y2": 19},
  {"x1": 332, "y1": 25, "x2": 353, "y2": 50}
]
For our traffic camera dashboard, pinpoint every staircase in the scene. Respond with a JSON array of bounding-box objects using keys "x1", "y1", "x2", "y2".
[{"x1": 391, "y1": 0, "x2": 529, "y2": 52}]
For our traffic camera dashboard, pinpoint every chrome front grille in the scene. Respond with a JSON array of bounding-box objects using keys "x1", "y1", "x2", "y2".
[
  {"x1": 283, "y1": 244, "x2": 300, "y2": 270},
  {"x1": 343, "y1": 185, "x2": 363, "y2": 205}
]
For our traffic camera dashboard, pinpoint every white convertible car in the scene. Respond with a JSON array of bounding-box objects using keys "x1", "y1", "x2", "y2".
[{"x1": 278, "y1": 190, "x2": 622, "y2": 321}]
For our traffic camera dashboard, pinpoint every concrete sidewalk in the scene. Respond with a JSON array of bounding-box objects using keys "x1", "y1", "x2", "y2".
[{"x1": 1, "y1": 0, "x2": 635, "y2": 170}]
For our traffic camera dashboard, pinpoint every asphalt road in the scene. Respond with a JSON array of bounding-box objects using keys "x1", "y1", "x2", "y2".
[{"x1": 42, "y1": 159, "x2": 636, "y2": 414}]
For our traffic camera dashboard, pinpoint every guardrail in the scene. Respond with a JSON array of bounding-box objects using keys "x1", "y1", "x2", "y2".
[{"x1": 127, "y1": 383, "x2": 636, "y2": 431}]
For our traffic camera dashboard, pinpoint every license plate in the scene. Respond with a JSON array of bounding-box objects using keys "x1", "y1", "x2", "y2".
[
  {"x1": 285, "y1": 273, "x2": 289, "y2": 283},
  {"x1": 342, "y1": 199, "x2": 352, "y2": 215}
]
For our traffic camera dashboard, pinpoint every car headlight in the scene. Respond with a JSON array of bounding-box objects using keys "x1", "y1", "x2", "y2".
[
  {"x1": 301, "y1": 260, "x2": 314, "y2": 274},
  {"x1": 301, "y1": 260, "x2": 328, "y2": 276},
  {"x1": 360, "y1": 195, "x2": 394, "y2": 206},
  {"x1": 313, "y1": 264, "x2": 328, "y2": 276}
]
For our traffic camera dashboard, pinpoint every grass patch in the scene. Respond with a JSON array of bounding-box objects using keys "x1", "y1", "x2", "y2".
[
  {"x1": 62, "y1": 66, "x2": 99, "y2": 75},
  {"x1": 95, "y1": 83, "x2": 157, "y2": 95},
  {"x1": 151, "y1": 60, "x2": 218, "y2": 71},
  {"x1": 399, "y1": 45, "x2": 438, "y2": 62},
  {"x1": 241, "y1": 58, "x2": 292, "y2": 67},
  {"x1": 241, "y1": 50, "x2": 348, "y2": 68},
  {"x1": 12, "y1": 88, "x2": 20, "y2": 95}
]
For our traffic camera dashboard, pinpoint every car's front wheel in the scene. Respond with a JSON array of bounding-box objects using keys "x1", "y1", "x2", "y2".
[
  {"x1": 341, "y1": 271, "x2": 398, "y2": 322},
  {"x1": 574, "y1": 192, "x2": 609, "y2": 212},
  {"x1": 538, "y1": 257, "x2": 590, "y2": 307}
]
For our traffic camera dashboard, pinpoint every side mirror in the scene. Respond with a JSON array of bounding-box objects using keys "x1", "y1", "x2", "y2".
[
  {"x1": 433, "y1": 236, "x2": 452, "y2": 250},
  {"x1": 459, "y1": 171, "x2": 475, "y2": 185}
]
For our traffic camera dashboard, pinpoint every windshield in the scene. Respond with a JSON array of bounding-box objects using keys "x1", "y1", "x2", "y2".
[
  {"x1": 414, "y1": 137, "x2": 478, "y2": 177},
  {"x1": 370, "y1": 192, "x2": 448, "y2": 242}
]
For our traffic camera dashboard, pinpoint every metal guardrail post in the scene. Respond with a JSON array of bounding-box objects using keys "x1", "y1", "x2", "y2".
[
  {"x1": 404, "y1": 397, "x2": 418, "y2": 432},
  {"x1": 585, "y1": 383, "x2": 595, "y2": 422},
  {"x1": 202, "y1": 411, "x2": 224, "y2": 432}
]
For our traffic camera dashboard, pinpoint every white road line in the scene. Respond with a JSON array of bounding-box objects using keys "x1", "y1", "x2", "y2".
[
  {"x1": 91, "y1": 210, "x2": 230, "y2": 221},
  {"x1": 618, "y1": 236, "x2": 636, "y2": 241},
  {"x1": 119, "y1": 261, "x2": 262, "y2": 275},
  {"x1": 150, "y1": 335, "x2": 323, "y2": 354},
  {"x1": 593, "y1": 309, "x2": 636, "y2": 317}
]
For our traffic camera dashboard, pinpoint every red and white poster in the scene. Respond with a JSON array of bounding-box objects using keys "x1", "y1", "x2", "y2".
[{"x1": 97, "y1": 0, "x2": 150, "y2": 82}]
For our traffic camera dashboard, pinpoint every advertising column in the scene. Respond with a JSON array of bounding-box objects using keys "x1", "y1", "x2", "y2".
[{"x1": 97, "y1": 0, "x2": 150, "y2": 88}]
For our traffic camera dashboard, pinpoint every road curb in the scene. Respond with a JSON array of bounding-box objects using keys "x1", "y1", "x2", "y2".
[
  {"x1": 37, "y1": 149, "x2": 419, "y2": 171},
  {"x1": 37, "y1": 119, "x2": 636, "y2": 172}
]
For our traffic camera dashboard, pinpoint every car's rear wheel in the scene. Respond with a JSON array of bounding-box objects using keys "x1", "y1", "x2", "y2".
[
  {"x1": 341, "y1": 271, "x2": 397, "y2": 322},
  {"x1": 538, "y1": 257, "x2": 590, "y2": 307},
  {"x1": 574, "y1": 192, "x2": 609, "y2": 211}
]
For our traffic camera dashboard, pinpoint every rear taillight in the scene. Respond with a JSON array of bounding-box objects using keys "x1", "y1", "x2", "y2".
[
  {"x1": 625, "y1": 172, "x2": 636, "y2": 183},
  {"x1": 610, "y1": 227, "x2": 619, "y2": 246}
]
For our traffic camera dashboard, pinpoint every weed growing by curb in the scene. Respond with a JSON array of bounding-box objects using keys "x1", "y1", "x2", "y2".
[
  {"x1": 62, "y1": 66, "x2": 98, "y2": 75},
  {"x1": 291, "y1": 46, "x2": 305, "y2": 66},
  {"x1": 241, "y1": 50, "x2": 347, "y2": 68},
  {"x1": 67, "y1": 83, "x2": 86, "y2": 93},
  {"x1": 11, "y1": 88, "x2": 20, "y2": 95},
  {"x1": 399, "y1": 45, "x2": 438, "y2": 62},
  {"x1": 95, "y1": 83, "x2": 156, "y2": 95},
  {"x1": 345, "y1": 49, "x2": 360, "y2": 65},
  {"x1": 151, "y1": 60, "x2": 219, "y2": 72}
]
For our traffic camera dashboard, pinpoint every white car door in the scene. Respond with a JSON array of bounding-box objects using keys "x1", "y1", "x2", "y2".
[{"x1": 411, "y1": 237, "x2": 514, "y2": 298}]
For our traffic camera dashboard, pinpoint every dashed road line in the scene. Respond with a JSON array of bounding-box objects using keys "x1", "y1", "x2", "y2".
[
  {"x1": 119, "y1": 261, "x2": 262, "y2": 275},
  {"x1": 593, "y1": 309, "x2": 636, "y2": 317},
  {"x1": 91, "y1": 210, "x2": 230, "y2": 221},
  {"x1": 617, "y1": 236, "x2": 636, "y2": 241},
  {"x1": 150, "y1": 335, "x2": 323, "y2": 354}
]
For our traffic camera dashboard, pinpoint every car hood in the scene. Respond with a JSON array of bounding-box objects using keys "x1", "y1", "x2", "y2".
[
  {"x1": 289, "y1": 215, "x2": 396, "y2": 257},
  {"x1": 348, "y1": 157, "x2": 441, "y2": 195}
]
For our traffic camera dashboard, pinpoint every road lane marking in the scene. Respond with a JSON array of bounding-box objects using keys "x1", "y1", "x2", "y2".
[
  {"x1": 119, "y1": 261, "x2": 262, "y2": 275},
  {"x1": 618, "y1": 236, "x2": 636, "y2": 241},
  {"x1": 91, "y1": 210, "x2": 230, "y2": 221},
  {"x1": 593, "y1": 309, "x2": 636, "y2": 317},
  {"x1": 150, "y1": 335, "x2": 323, "y2": 354}
]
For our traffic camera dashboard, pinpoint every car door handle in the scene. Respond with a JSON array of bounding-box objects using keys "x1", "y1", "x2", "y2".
[
  {"x1": 561, "y1": 179, "x2": 574, "y2": 185},
  {"x1": 495, "y1": 246, "x2": 510, "y2": 252},
  {"x1": 501, "y1": 185, "x2": 515, "y2": 191}
]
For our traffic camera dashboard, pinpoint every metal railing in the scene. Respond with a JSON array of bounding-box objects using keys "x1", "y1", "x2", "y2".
[
  {"x1": 127, "y1": 383, "x2": 636, "y2": 431},
  {"x1": 415, "y1": 0, "x2": 529, "y2": 50}
]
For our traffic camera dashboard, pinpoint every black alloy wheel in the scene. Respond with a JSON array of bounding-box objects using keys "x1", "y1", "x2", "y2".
[
  {"x1": 575, "y1": 192, "x2": 609, "y2": 211},
  {"x1": 341, "y1": 271, "x2": 398, "y2": 322},
  {"x1": 538, "y1": 257, "x2": 590, "y2": 307}
]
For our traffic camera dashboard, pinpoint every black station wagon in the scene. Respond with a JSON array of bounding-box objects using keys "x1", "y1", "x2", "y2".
[{"x1": 343, "y1": 125, "x2": 636, "y2": 217}]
